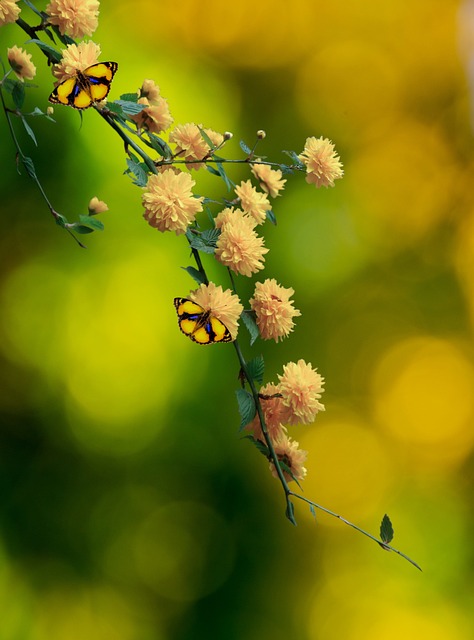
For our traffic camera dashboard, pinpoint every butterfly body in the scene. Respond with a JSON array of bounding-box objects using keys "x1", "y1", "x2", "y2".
[
  {"x1": 49, "y1": 61, "x2": 118, "y2": 109},
  {"x1": 174, "y1": 298, "x2": 232, "y2": 345}
]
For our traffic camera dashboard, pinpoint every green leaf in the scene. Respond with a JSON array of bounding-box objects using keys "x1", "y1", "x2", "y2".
[
  {"x1": 181, "y1": 266, "x2": 207, "y2": 285},
  {"x1": 239, "y1": 140, "x2": 251, "y2": 154},
  {"x1": 242, "y1": 434, "x2": 269, "y2": 457},
  {"x1": 285, "y1": 500, "x2": 297, "y2": 526},
  {"x1": 282, "y1": 149, "x2": 304, "y2": 168},
  {"x1": 206, "y1": 165, "x2": 221, "y2": 178},
  {"x1": 21, "y1": 117, "x2": 37, "y2": 146},
  {"x1": 125, "y1": 157, "x2": 148, "y2": 187},
  {"x1": 380, "y1": 514, "x2": 394, "y2": 544},
  {"x1": 25, "y1": 39, "x2": 62, "y2": 63},
  {"x1": 69, "y1": 224, "x2": 95, "y2": 235},
  {"x1": 146, "y1": 133, "x2": 172, "y2": 159},
  {"x1": 309, "y1": 503, "x2": 316, "y2": 519},
  {"x1": 235, "y1": 388, "x2": 256, "y2": 431},
  {"x1": 105, "y1": 101, "x2": 124, "y2": 117},
  {"x1": 215, "y1": 162, "x2": 233, "y2": 191},
  {"x1": 22, "y1": 156, "x2": 37, "y2": 180},
  {"x1": 114, "y1": 100, "x2": 146, "y2": 115},
  {"x1": 78, "y1": 215, "x2": 104, "y2": 231},
  {"x1": 187, "y1": 230, "x2": 219, "y2": 255},
  {"x1": 198, "y1": 127, "x2": 215, "y2": 149},
  {"x1": 280, "y1": 164, "x2": 295, "y2": 175},
  {"x1": 119, "y1": 93, "x2": 139, "y2": 103},
  {"x1": 12, "y1": 81, "x2": 25, "y2": 109},
  {"x1": 246, "y1": 355, "x2": 265, "y2": 385},
  {"x1": 266, "y1": 209, "x2": 277, "y2": 225},
  {"x1": 241, "y1": 310, "x2": 260, "y2": 346},
  {"x1": 201, "y1": 228, "x2": 220, "y2": 246}
]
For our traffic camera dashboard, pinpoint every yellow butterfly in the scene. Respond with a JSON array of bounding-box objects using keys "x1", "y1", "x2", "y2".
[
  {"x1": 174, "y1": 298, "x2": 233, "y2": 345},
  {"x1": 49, "y1": 61, "x2": 118, "y2": 110}
]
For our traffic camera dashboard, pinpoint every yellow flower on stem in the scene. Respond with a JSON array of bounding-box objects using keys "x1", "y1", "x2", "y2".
[
  {"x1": 52, "y1": 41, "x2": 101, "y2": 82},
  {"x1": 0, "y1": 0, "x2": 20, "y2": 26},
  {"x1": 88, "y1": 196, "x2": 108, "y2": 215},
  {"x1": 278, "y1": 359, "x2": 325, "y2": 425},
  {"x1": 139, "y1": 78, "x2": 161, "y2": 103},
  {"x1": 189, "y1": 282, "x2": 243, "y2": 340},
  {"x1": 250, "y1": 278, "x2": 301, "y2": 342},
  {"x1": 142, "y1": 169, "x2": 203, "y2": 235},
  {"x1": 7, "y1": 46, "x2": 36, "y2": 81},
  {"x1": 215, "y1": 207, "x2": 257, "y2": 230},
  {"x1": 46, "y1": 0, "x2": 99, "y2": 39},
  {"x1": 234, "y1": 180, "x2": 271, "y2": 225},
  {"x1": 169, "y1": 123, "x2": 224, "y2": 170},
  {"x1": 270, "y1": 434, "x2": 307, "y2": 483},
  {"x1": 251, "y1": 162, "x2": 286, "y2": 198},
  {"x1": 131, "y1": 97, "x2": 173, "y2": 135},
  {"x1": 298, "y1": 136, "x2": 344, "y2": 188},
  {"x1": 246, "y1": 382, "x2": 287, "y2": 443},
  {"x1": 215, "y1": 212, "x2": 268, "y2": 277}
]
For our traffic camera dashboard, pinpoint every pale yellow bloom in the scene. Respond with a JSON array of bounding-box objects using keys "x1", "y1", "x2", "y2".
[
  {"x1": 298, "y1": 136, "x2": 344, "y2": 188},
  {"x1": 169, "y1": 123, "x2": 224, "y2": 170},
  {"x1": 270, "y1": 435, "x2": 307, "y2": 483},
  {"x1": 139, "y1": 78, "x2": 161, "y2": 103},
  {"x1": 250, "y1": 279, "x2": 301, "y2": 342},
  {"x1": 88, "y1": 196, "x2": 108, "y2": 215},
  {"x1": 235, "y1": 180, "x2": 271, "y2": 225},
  {"x1": 142, "y1": 169, "x2": 203, "y2": 235},
  {"x1": 131, "y1": 96, "x2": 173, "y2": 135},
  {"x1": 246, "y1": 382, "x2": 287, "y2": 443},
  {"x1": 52, "y1": 41, "x2": 100, "y2": 82},
  {"x1": 189, "y1": 282, "x2": 243, "y2": 340},
  {"x1": 215, "y1": 207, "x2": 257, "y2": 230},
  {"x1": 278, "y1": 359, "x2": 325, "y2": 425},
  {"x1": 46, "y1": 0, "x2": 99, "y2": 39},
  {"x1": 7, "y1": 46, "x2": 36, "y2": 81},
  {"x1": 215, "y1": 214, "x2": 268, "y2": 277},
  {"x1": 251, "y1": 162, "x2": 286, "y2": 198},
  {"x1": 0, "y1": 0, "x2": 20, "y2": 25}
]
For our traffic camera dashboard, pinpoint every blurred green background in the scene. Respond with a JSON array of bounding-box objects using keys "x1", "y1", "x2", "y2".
[{"x1": 1, "y1": 0, "x2": 474, "y2": 638}]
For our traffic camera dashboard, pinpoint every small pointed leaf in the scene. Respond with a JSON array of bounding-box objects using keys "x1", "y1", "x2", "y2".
[
  {"x1": 181, "y1": 266, "x2": 207, "y2": 285},
  {"x1": 380, "y1": 514, "x2": 394, "y2": 544},
  {"x1": 21, "y1": 117, "x2": 37, "y2": 146},
  {"x1": 235, "y1": 388, "x2": 256, "y2": 431},
  {"x1": 246, "y1": 355, "x2": 265, "y2": 385},
  {"x1": 241, "y1": 310, "x2": 260, "y2": 345}
]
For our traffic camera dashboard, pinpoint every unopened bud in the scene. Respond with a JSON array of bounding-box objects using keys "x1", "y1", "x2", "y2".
[
  {"x1": 257, "y1": 130, "x2": 266, "y2": 139},
  {"x1": 88, "y1": 196, "x2": 109, "y2": 215},
  {"x1": 223, "y1": 131, "x2": 233, "y2": 140},
  {"x1": 46, "y1": 106, "x2": 54, "y2": 116}
]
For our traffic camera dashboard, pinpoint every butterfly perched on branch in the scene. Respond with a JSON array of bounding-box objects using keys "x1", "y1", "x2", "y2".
[
  {"x1": 174, "y1": 298, "x2": 233, "y2": 345},
  {"x1": 49, "y1": 62, "x2": 118, "y2": 109}
]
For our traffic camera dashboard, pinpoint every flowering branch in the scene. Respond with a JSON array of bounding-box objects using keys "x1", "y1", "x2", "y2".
[{"x1": 0, "y1": 0, "x2": 421, "y2": 572}]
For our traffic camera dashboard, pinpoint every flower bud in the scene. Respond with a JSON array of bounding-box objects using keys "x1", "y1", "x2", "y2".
[{"x1": 257, "y1": 130, "x2": 266, "y2": 139}]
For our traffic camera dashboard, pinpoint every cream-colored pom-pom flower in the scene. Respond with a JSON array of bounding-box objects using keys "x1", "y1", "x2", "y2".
[
  {"x1": 131, "y1": 97, "x2": 173, "y2": 135},
  {"x1": 189, "y1": 282, "x2": 243, "y2": 340},
  {"x1": 250, "y1": 279, "x2": 301, "y2": 342},
  {"x1": 7, "y1": 46, "x2": 36, "y2": 81},
  {"x1": 139, "y1": 78, "x2": 161, "y2": 103},
  {"x1": 142, "y1": 169, "x2": 203, "y2": 235},
  {"x1": 251, "y1": 162, "x2": 286, "y2": 198},
  {"x1": 298, "y1": 136, "x2": 344, "y2": 188},
  {"x1": 246, "y1": 382, "x2": 287, "y2": 444},
  {"x1": 278, "y1": 359, "x2": 325, "y2": 425},
  {"x1": 169, "y1": 123, "x2": 224, "y2": 170},
  {"x1": 46, "y1": 0, "x2": 99, "y2": 39},
  {"x1": 234, "y1": 180, "x2": 271, "y2": 225},
  {"x1": 215, "y1": 213, "x2": 268, "y2": 277},
  {"x1": 270, "y1": 435, "x2": 307, "y2": 483},
  {"x1": 0, "y1": 0, "x2": 20, "y2": 26},
  {"x1": 52, "y1": 41, "x2": 101, "y2": 82}
]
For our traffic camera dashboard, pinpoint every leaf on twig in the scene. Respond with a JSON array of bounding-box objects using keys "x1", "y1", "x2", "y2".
[
  {"x1": 235, "y1": 388, "x2": 256, "y2": 431},
  {"x1": 380, "y1": 513, "x2": 394, "y2": 544}
]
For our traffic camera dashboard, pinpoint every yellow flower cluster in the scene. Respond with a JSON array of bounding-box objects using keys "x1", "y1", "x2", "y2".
[
  {"x1": 46, "y1": 0, "x2": 99, "y2": 39},
  {"x1": 0, "y1": 0, "x2": 20, "y2": 26},
  {"x1": 247, "y1": 359, "x2": 325, "y2": 483}
]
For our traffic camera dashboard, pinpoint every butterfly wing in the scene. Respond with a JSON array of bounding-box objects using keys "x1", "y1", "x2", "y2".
[
  {"x1": 48, "y1": 61, "x2": 118, "y2": 110},
  {"x1": 173, "y1": 298, "x2": 232, "y2": 345},
  {"x1": 83, "y1": 62, "x2": 118, "y2": 103}
]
